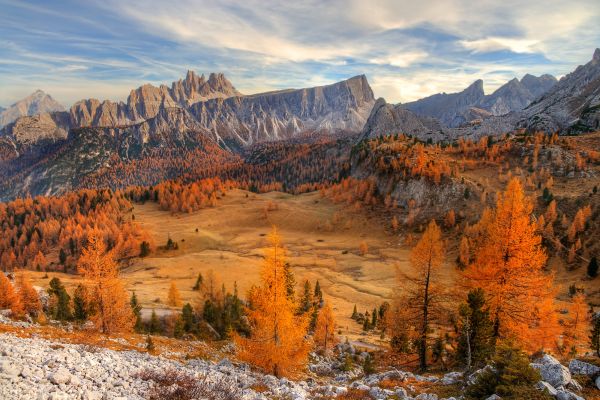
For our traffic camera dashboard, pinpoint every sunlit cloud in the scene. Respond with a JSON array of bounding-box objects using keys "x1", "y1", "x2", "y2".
[{"x1": 0, "y1": 0, "x2": 598, "y2": 106}]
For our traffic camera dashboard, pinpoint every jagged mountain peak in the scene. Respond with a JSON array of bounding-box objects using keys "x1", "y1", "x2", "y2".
[
  {"x1": 593, "y1": 48, "x2": 600, "y2": 61},
  {"x1": 0, "y1": 90, "x2": 65, "y2": 128},
  {"x1": 465, "y1": 79, "x2": 485, "y2": 95}
]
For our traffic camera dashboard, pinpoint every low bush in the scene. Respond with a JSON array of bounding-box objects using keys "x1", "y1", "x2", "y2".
[{"x1": 136, "y1": 368, "x2": 242, "y2": 400}]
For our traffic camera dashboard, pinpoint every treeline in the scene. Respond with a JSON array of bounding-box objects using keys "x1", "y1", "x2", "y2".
[
  {"x1": 80, "y1": 136, "x2": 352, "y2": 196},
  {"x1": 122, "y1": 177, "x2": 235, "y2": 214},
  {"x1": 0, "y1": 189, "x2": 152, "y2": 273}
]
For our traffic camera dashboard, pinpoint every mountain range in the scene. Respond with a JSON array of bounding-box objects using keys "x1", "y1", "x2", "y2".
[
  {"x1": 1, "y1": 48, "x2": 599, "y2": 200},
  {"x1": 362, "y1": 48, "x2": 600, "y2": 141},
  {"x1": 402, "y1": 74, "x2": 557, "y2": 128}
]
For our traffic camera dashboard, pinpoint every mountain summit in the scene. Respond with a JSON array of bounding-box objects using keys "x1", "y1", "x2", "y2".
[
  {"x1": 403, "y1": 74, "x2": 557, "y2": 127},
  {"x1": 0, "y1": 90, "x2": 65, "y2": 128}
]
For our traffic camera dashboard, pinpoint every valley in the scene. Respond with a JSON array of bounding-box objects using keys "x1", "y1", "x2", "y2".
[{"x1": 1, "y1": 7, "x2": 600, "y2": 396}]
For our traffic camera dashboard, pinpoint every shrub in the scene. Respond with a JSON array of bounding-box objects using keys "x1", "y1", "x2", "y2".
[
  {"x1": 465, "y1": 343, "x2": 551, "y2": 400},
  {"x1": 136, "y1": 368, "x2": 242, "y2": 400}
]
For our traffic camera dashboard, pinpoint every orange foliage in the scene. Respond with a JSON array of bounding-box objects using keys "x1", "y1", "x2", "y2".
[
  {"x1": 15, "y1": 271, "x2": 41, "y2": 317},
  {"x1": 393, "y1": 220, "x2": 446, "y2": 370},
  {"x1": 463, "y1": 178, "x2": 558, "y2": 352},
  {"x1": 0, "y1": 272, "x2": 23, "y2": 317},
  {"x1": 562, "y1": 293, "x2": 590, "y2": 355},
  {"x1": 168, "y1": 281, "x2": 182, "y2": 307},
  {"x1": 314, "y1": 302, "x2": 337, "y2": 353},
  {"x1": 235, "y1": 227, "x2": 310, "y2": 377},
  {"x1": 77, "y1": 231, "x2": 135, "y2": 334}
]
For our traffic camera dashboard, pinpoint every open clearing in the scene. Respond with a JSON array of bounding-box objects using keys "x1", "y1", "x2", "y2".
[
  {"x1": 29, "y1": 185, "x2": 596, "y2": 344},
  {"x1": 125, "y1": 189, "x2": 419, "y2": 343}
]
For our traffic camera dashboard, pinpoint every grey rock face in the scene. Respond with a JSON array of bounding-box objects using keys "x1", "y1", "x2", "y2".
[
  {"x1": 531, "y1": 354, "x2": 572, "y2": 388},
  {"x1": 536, "y1": 380, "x2": 558, "y2": 396},
  {"x1": 69, "y1": 70, "x2": 242, "y2": 128},
  {"x1": 403, "y1": 74, "x2": 557, "y2": 129},
  {"x1": 404, "y1": 79, "x2": 485, "y2": 127},
  {"x1": 0, "y1": 90, "x2": 65, "y2": 128},
  {"x1": 360, "y1": 98, "x2": 446, "y2": 142},
  {"x1": 568, "y1": 359, "x2": 600, "y2": 376},
  {"x1": 189, "y1": 74, "x2": 375, "y2": 150},
  {"x1": 522, "y1": 48, "x2": 600, "y2": 132}
]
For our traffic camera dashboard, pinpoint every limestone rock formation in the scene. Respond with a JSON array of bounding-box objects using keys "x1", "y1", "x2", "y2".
[
  {"x1": 403, "y1": 74, "x2": 557, "y2": 128},
  {"x1": 360, "y1": 98, "x2": 445, "y2": 141},
  {"x1": 403, "y1": 80, "x2": 486, "y2": 127},
  {"x1": 189, "y1": 74, "x2": 375, "y2": 149},
  {"x1": 0, "y1": 90, "x2": 65, "y2": 128},
  {"x1": 521, "y1": 48, "x2": 600, "y2": 132},
  {"x1": 69, "y1": 70, "x2": 242, "y2": 128}
]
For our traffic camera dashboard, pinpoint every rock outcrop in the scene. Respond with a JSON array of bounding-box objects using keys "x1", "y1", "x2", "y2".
[
  {"x1": 403, "y1": 74, "x2": 557, "y2": 128},
  {"x1": 403, "y1": 80, "x2": 486, "y2": 127},
  {"x1": 0, "y1": 90, "x2": 65, "y2": 128},
  {"x1": 69, "y1": 71, "x2": 242, "y2": 128},
  {"x1": 521, "y1": 48, "x2": 600, "y2": 132},
  {"x1": 360, "y1": 98, "x2": 446, "y2": 141},
  {"x1": 189, "y1": 74, "x2": 375, "y2": 150}
]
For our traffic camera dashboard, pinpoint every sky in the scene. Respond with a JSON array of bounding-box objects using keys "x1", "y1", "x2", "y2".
[{"x1": 1, "y1": 0, "x2": 599, "y2": 108}]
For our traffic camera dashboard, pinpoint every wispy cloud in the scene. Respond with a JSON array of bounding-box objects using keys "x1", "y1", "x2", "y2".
[{"x1": 0, "y1": 0, "x2": 598, "y2": 106}]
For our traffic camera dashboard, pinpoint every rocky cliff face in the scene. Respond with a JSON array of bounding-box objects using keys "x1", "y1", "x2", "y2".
[
  {"x1": 0, "y1": 90, "x2": 65, "y2": 128},
  {"x1": 360, "y1": 98, "x2": 521, "y2": 143},
  {"x1": 189, "y1": 75, "x2": 375, "y2": 149},
  {"x1": 403, "y1": 80, "x2": 486, "y2": 127},
  {"x1": 360, "y1": 98, "x2": 446, "y2": 141},
  {"x1": 69, "y1": 71, "x2": 242, "y2": 127},
  {"x1": 403, "y1": 74, "x2": 557, "y2": 128},
  {"x1": 521, "y1": 48, "x2": 600, "y2": 132}
]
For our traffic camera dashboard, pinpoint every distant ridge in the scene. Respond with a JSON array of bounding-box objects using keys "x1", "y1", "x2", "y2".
[{"x1": 0, "y1": 90, "x2": 65, "y2": 128}]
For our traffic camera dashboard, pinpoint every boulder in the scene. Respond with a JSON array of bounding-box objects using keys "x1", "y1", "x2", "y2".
[
  {"x1": 441, "y1": 371, "x2": 462, "y2": 385},
  {"x1": 596, "y1": 375, "x2": 600, "y2": 390},
  {"x1": 531, "y1": 354, "x2": 571, "y2": 388},
  {"x1": 555, "y1": 389, "x2": 585, "y2": 400},
  {"x1": 568, "y1": 359, "x2": 600, "y2": 376},
  {"x1": 0, "y1": 357, "x2": 21, "y2": 377},
  {"x1": 415, "y1": 394, "x2": 438, "y2": 400},
  {"x1": 395, "y1": 387, "x2": 409, "y2": 399},
  {"x1": 536, "y1": 381, "x2": 558, "y2": 396},
  {"x1": 484, "y1": 395, "x2": 501, "y2": 400},
  {"x1": 48, "y1": 367, "x2": 72, "y2": 385}
]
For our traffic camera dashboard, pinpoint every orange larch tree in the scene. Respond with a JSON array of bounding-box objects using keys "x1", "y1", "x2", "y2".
[
  {"x1": 235, "y1": 227, "x2": 310, "y2": 377},
  {"x1": 463, "y1": 178, "x2": 558, "y2": 352},
  {"x1": 562, "y1": 293, "x2": 590, "y2": 356},
  {"x1": 15, "y1": 271, "x2": 42, "y2": 317},
  {"x1": 0, "y1": 272, "x2": 23, "y2": 317},
  {"x1": 77, "y1": 231, "x2": 135, "y2": 334},
  {"x1": 394, "y1": 220, "x2": 446, "y2": 371},
  {"x1": 314, "y1": 302, "x2": 337, "y2": 353},
  {"x1": 168, "y1": 281, "x2": 182, "y2": 307}
]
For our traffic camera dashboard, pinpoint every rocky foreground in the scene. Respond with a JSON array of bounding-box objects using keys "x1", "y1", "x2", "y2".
[{"x1": 0, "y1": 325, "x2": 599, "y2": 399}]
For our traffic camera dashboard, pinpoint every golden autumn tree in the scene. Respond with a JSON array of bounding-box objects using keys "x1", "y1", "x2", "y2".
[
  {"x1": 463, "y1": 178, "x2": 558, "y2": 351},
  {"x1": 77, "y1": 231, "x2": 135, "y2": 334},
  {"x1": 0, "y1": 272, "x2": 23, "y2": 317},
  {"x1": 15, "y1": 271, "x2": 41, "y2": 317},
  {"x1": 459, "y1": 236, "x2": 470, "y2": 267},
  {"x1": 394, "y1": 220, "x2": 446, "y2": 371},
  {"x1": 168, "y1": 281, "x2": 182, "y2": 307},
  {"x1": 235, "y1": 227, "x2": 310, "y2": 377},
  {"x1": 314, "y1": 302, "x2": 337, "y2": 353},
  {"x1": 562, "y1": 293, "x2": 590, "y2": 355}
]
